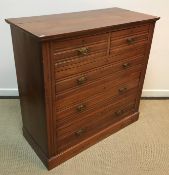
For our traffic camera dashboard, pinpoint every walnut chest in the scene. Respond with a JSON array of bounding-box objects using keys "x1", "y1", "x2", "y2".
[{"x1": 6, "y1": 8, "x2": 159, "y2": 170}]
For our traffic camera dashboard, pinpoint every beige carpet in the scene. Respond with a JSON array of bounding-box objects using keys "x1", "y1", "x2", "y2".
[{"x1": 0, "y1": 99, "x2": 169, "y2": 175}]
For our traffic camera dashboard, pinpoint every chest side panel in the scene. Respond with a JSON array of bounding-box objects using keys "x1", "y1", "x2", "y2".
[{"x1": 10, "y1": 26, "x2": 48, "y2": 156}]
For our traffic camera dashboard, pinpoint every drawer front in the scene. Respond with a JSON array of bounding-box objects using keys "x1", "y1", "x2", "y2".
[
  {"x1": 55, "y1": 55, "x2": 144, "y2": 93},
  {"x1": 56, "y1": 87, "x2": 138, "y2": 126},
  {"x1": 56, "y1": 94, "x2": 136, "y2": 153},
  {"x1": 53, "y1": 42, "x2": 108, "y2": 61},
  {"x1": 52, "y1": 33, "x2": 109, "y2": 52},
  {"x1": 111, "y1": 24, "x2": 149, "y2": 39},
  {"x1": 110, "y1": 33, "x2": 149, "y2": 49},
  {"x1": 110, "y1": 25, "x2": 149, "y2": 56},
  {"x1": 110, "y1": 42, "x2": 147, "y2": 56},
  {"x1": 55, "y1": 70, "x2": 141, "y2": 110}
]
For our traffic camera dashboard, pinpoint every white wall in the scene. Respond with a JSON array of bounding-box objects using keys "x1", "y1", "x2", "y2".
[{"x1": 0, "y1": 0, "x2": 168, "y2": 97}]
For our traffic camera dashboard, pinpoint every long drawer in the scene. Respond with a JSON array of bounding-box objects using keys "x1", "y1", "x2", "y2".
[
  {"x1": 55, "y1": 70, "x2": 141, "y2": 110},
  {"x1": 56, "y1": 94, "x2": 136, "y2": 153},
  {"x1": 55, "y1": 55, "x2": 144, "y2": 93},
  {"x1": 56, "y1": 87, "x2": 138, "y2": 126},
  {"x1": 56, "y1": 83, "x2": 138, "y2": 117}
]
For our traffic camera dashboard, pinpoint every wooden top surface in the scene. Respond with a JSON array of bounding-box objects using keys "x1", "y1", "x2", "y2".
[{"x1": 6, "y1": 8, "x2": 159, "y2": 40}]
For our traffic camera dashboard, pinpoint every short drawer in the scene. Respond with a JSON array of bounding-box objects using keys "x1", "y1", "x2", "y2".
[
  {"x1": 111, "y1": 24, "x2": 149, "y2": 39},
  {"x1": 110, "y1": 33, "x2": 149, "y2": 50},
  {"x1": 55, "y1": 70, "x2": 141, "y2": 110},
  {"x1": 110, "y1": 42, "x2": 147, "y2": 57},
  {"x1": 52, "y1": 32, "x2": 109, "y2": 52},
  {"x1": 56, "y1": 95, "x2": 136, "y2": 153},
  {"x1": 53, "y1": 42, "x2": 108, "y2": 61},
  {"x1": 55, "y1": 55, "x2": 144, "y2": 93},
  {"x1": 110, "y1": 25, "x2": 149, "y2": 56}
]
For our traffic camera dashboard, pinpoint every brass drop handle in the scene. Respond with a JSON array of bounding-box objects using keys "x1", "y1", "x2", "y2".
[
  {"x1": 122, "y1": 63, "x2": 130, "y2": 69},
  {"x1": 126, "y1": 38, "x2": 135, "y2": 44},
  {"x1": 77, "y1": 47, "x2": 89, "y2": 56},
  {"x1": 118, "y1": 87, "x2": 127, "y2": 93},
  {"x1": 76, "y1": 104, "x2": 86, "y2": 112},
  {"x1": 115, "y1": 109, "x2": 124, "y2": 116},
  {"x1": 77, "y1": 76, "x2": 87, "y2": 85},
  {"x1": 75, "y1": 128, "x2": 86, "y2": 136}
]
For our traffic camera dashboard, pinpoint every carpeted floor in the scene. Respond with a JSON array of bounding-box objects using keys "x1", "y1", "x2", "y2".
[{"x1": 0, "y1": 99, "x2": 169, "y2": 175}]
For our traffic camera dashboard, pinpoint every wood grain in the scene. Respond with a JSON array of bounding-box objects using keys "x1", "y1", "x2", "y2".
[{"x1": 6, "y1": 8, "x2": 159, "y2": 40}]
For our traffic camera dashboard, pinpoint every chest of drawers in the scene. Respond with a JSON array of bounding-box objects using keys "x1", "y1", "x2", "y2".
[{"x1": 6, "y1": 8, "x2": 159, "y2": 170}]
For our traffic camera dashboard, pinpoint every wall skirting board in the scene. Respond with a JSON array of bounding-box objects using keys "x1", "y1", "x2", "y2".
[
  {"x1": 141, "y1": 89, "x2": 169, "y2": 97},
  {"x1": 0, "y1": 89, "x2": 169, "y2": 98},
  {"x1": 0, "y1": 88, "x2": 19, "y2": 96}
]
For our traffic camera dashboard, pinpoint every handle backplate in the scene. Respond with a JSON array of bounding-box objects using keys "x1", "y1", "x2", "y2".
[
  {"x1": 77, "y1": 47, "x2": 89, "y2": 56},
  {"x1": 122, "y1": 63, "x2": 130, "y2": 69},
  {"x1": 119, "y1": 87, "x2": 127, "y2": 93},
  {"x1": 76, "y1": 104, "x2": 86, "y2": 112},
  {"x1": 77, "y1": 76, "x2": 87, "y2": 85},
  {"x1": 75, "y1": 128, "x2": 86, "y2": 136},
  {"x1": 115, "y1": 109, "x2": 124, "y2": 116},
  {"x1": 126, "y1": 38, "x2": 135, "y2": 44}
]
